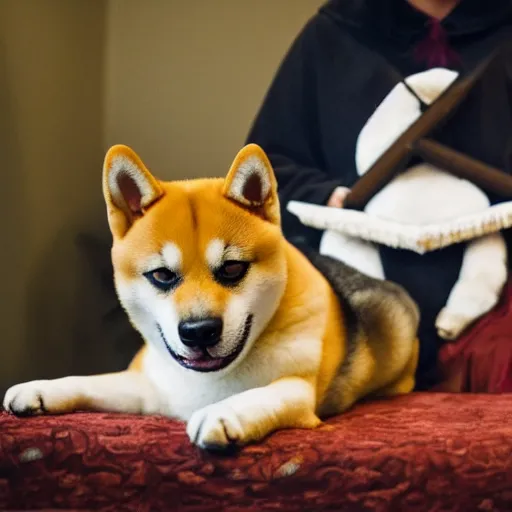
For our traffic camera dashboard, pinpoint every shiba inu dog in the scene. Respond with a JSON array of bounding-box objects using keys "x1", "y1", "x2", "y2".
[{"x1": 4, "y1": 144, "x2": 419, "y2": 450}]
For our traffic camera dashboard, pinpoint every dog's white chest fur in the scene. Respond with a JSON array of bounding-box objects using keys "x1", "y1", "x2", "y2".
[{"x1": 142, "y1": 330, "x2": 323, "y2": 421}]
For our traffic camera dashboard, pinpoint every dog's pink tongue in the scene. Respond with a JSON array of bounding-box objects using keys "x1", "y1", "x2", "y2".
[
  {"x1": 189, "y1": 358, "x2": 224, "y2": 370},
  {"x1": 183, "y1": 351, "x2": 224, "y2": 370},
  {"x1": 184, "y1": 349, "x2": 204, "y2": 361}
]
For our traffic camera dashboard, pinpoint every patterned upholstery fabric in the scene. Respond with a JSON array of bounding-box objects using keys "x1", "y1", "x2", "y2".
[{"x1": 1, "y1": 393, "x2": 511, "y2": 511}]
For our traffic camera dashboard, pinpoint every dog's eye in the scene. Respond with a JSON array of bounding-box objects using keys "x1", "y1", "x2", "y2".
[
  {"x1": 215, "y1": 260, "x2": 250, "y2": 286},
  {"x1": 144, "y1": 267, "x2": 180, "y2": 291}
]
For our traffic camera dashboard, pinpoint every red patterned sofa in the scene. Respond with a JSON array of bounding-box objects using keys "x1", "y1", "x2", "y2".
[{"x1": 1, "y1": 392, "x2": 511, "y2": 512}]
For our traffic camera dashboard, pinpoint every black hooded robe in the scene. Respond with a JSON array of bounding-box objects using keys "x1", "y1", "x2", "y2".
[{"x1": 246, "y1": 0, "x2": 512, "y2": 389}]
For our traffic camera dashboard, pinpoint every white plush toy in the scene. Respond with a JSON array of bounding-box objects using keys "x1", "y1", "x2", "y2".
[{"x1": 289, "y1": 68, "x2": 509, "y2": 340}]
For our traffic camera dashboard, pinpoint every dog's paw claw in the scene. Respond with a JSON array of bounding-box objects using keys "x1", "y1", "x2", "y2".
[{"x1": 187, "y1": 404, "x2": 245, "y2": 451}]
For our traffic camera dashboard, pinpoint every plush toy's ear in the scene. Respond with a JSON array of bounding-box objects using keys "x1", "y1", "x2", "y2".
[
  {"x1": 222, "y1": 144, "x2": 280, "y2": 225},
  {"x1": 102, "y1": 144, "x2": 164, "y2": 238}
]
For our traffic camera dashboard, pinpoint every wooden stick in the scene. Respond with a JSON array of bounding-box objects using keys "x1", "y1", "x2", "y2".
[{"x1": 414, "y1": 138, "x2": 512, "y2": 197}]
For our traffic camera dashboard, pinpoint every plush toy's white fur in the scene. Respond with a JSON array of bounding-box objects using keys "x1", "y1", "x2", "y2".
[{"x1": 288, "y1": 69, "x2": 508, "y2": 340}]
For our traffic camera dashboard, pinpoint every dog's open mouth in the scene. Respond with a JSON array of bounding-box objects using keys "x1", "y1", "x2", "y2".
[{"x1": 157, "y1": 315, "x2": 253, "y2": 372}]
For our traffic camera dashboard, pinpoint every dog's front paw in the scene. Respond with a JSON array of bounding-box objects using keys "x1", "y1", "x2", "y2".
[
  {"x1": 3, "y1": 380, "x2": 73, "y2": 417},
  {"x1": 4, "y1": 381, "x2": 51, "y2": 416},
  {"x1": 187, "y1": 403, "x2": 246, "y2": 451}
]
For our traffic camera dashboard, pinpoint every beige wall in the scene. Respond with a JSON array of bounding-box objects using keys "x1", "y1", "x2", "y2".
[
  {"x1": 1, "y1": 0, "x2": 322, "y2": 392},
  {"x1": 105, "y1": 0, "x2": 323, "y2": 179},
  {"x1": 0, "y1": 0, "x2": 106, "y2": 392}
]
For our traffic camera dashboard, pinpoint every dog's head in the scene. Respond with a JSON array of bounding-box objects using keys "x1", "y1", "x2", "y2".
[{"x1": 103, "y1": 144, "x2": 287, "y2": 374}]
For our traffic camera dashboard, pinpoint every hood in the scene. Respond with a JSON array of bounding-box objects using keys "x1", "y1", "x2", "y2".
[{"x1": 320, "y1": 0, "x2": 512, "y2": 43}]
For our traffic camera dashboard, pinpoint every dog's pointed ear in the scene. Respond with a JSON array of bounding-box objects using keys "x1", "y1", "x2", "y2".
[
  {"x1": 103, "y1": 145, "x2": 164, "y2": 238},
  {"x1": 222, "y1": 144, "x2": 280, "y2": 225}
]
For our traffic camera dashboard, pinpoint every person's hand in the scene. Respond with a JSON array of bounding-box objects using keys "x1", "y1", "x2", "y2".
[{"x1": 327, "y1": 187, "x2": 351, "y2": 208}]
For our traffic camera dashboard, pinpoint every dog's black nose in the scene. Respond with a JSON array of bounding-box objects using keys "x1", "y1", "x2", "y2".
[{"x1": 178, "y1": 318, "x2": 223, "y2": 348}]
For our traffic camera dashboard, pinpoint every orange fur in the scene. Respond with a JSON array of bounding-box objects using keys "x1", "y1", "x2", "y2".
[{"x1": 128, "y1": 346, "x2": 147, "y2": 372}]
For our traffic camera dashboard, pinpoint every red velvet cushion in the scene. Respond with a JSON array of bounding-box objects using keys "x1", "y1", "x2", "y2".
[{"x1": 1, "y1": 393, "x2": 511, "y2": 511}]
